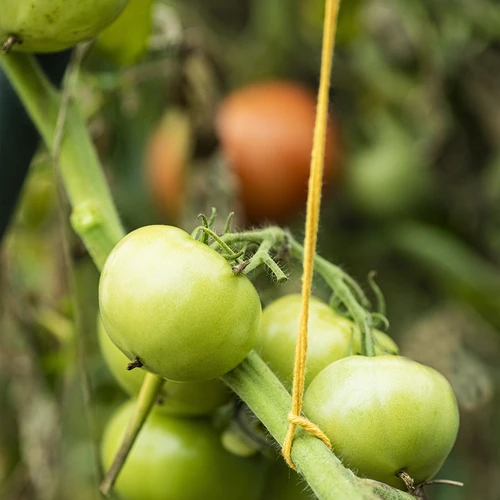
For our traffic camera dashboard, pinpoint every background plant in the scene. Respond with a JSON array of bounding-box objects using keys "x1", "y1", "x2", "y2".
[{"x1": 1, "y1": 1, "x2": 500, "y2": 499}]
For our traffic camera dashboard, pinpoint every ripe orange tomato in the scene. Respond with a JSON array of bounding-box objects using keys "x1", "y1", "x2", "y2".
[
  {"x1": 216, "y1": 80, "x2": 341, "y2": 224},
  {"x1": 144, "y1": 110, "x2": 191, "y2": 222}
]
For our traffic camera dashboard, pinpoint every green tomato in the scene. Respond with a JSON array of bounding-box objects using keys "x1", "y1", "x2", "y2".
[
  {"x1": 345, "y1": 113, "x2": 431, "y2": 219},
  {"x1": 96, "y1": 0, "x2": 154, "y2": 66},
  {"x1": 101, "y1": 401, "x2": 267, "y2": 500},
  {"x1": 97, "y1": 317, "x2": 231, "y2": 416},
  {"x1": 303, "y1": 356, "x2": 459, "y2": 489},
  {"x1": 255, "y1": 294, "x2": 398, "y2": 389},
  {"x1": 0, "y1": 0, "x2": 128, "y2": 53},
  {"x1": 99, "y1": 225, "x2": 262, "y2": 382}
]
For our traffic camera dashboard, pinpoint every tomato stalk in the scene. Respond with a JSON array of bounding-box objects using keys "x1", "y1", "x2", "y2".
[
  {"x1": 99, "y1": 373, "x2": 165, "y2": 496},
  {"x1": 0, "y1": 52, "x2": 124, "y2": 271},
  {"x1": 1, "y1": 52, "x2": 409, "y2": 500}
]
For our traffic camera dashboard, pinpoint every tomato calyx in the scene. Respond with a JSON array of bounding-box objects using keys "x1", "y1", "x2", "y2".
[{"x1": 192, "y1": 212, "x2": 391, "y2": 350}]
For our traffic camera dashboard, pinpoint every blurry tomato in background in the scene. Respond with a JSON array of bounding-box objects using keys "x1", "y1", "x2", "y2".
[
  {"x1": 216, "y1": 80, "x2": 342, "y2": 225},
  {"x1": 144, "y1": 109, "x2": 192, "y2": 222}
]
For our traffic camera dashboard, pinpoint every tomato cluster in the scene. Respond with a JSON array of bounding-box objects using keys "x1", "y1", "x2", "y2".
[
  {"x1": 0, "y1": 2, "x2": 461, "y2": 498},
  {"x1": 97, "y1": 224, "x2": 459, "y2": 498}
]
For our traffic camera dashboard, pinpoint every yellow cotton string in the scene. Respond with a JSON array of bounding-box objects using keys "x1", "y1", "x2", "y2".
[{"x1": 281, "y1": 0, "x2": 341, "y2": 471}]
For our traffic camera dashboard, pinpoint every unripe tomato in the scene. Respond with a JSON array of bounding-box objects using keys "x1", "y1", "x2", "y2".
[
  {"x1": 96, "y1": 0, "x2": 154, "y2": 66},
  {"x1": 99, "y1": 225, "x2": 262, "y2": 382},
  {"x1": 102, "y1": 401, "x2": 267, "y2": 500},
  {"x1": 0, "y1": 0, "x2": 128, "y2": 53},
  {"x1": 255, "y1": 294, "x2": 398, "y2": 389},
  {"x1": 303, "y1": 356, "x2": 459, "y2": 489},
  {"x1": 144, "y1": 110, "x2": 192, "y2": 222},
  {"x1": 345, "y1": 113, "x2": 431, "y2": 219},
  {"x1": 97, "y1": 318, "x2": 231, "y2": 416},
  {"x1": 216, "y1": 81, "x2": 341, "y2": 224}
]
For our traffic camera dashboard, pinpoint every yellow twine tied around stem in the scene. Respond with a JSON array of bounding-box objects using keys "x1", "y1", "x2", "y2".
[{"x1": 281, "y1": 0, "x2": 341, "y2": 471}]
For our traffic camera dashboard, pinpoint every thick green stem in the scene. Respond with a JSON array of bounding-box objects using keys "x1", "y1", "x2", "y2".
[
  {"x1": 0, "y1": 52, "x2": 124, "y2": 269},
  {"x1": 222, "y1": 352, "x2": 413, "y2": 500},
  {"x1": 100, "y1": 373, "x2": 164, "y2": 496}
]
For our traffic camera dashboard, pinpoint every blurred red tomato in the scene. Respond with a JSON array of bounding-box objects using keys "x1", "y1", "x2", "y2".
[{"x1": 216, "y1": 80, "x2": 341, "y2": 224}]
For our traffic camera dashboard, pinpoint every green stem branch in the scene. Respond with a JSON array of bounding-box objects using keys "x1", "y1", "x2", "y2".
[{"x1": 100, "y1": 373, "x2": 164, "y2": 496}]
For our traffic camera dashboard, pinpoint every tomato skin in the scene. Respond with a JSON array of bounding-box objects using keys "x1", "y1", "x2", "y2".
[
  {"x1": 102, "y1": 401, "x2": 267, "y2": 500},
  {"x1": 255, "y1": 294, "x2": 398, "y2": 389},
  {"x1": 216, "y1": 80, "x2": 341, "y2": 224},
  {"x1": 99, "y1": 225, "x2": 261, "y2": 382},
  {"x1": 303, "y1": 356, "x2": 459, "y2": 489},
  {"x1": 97, "y1": 318, "x2": 231, "y2": 415},
  {"x1": 0, "y1": 0, "x2": 128, "y2": 53}
]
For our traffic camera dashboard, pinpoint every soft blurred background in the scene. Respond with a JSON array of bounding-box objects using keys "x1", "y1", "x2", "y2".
[{"x1": 1, "y1": 0, "x2": 500, "y2": 499}]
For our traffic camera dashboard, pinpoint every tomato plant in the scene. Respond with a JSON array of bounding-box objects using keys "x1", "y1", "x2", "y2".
[
  {"x1": 102, "y1": 401, "x2": 267, "y2": 500},
  {"x1": 98, "y1": 225, "x2": 262, "y2": 382},
  {"x1": 97, "y1": 318, "x2": 232, "y2": 415},
  {"x1": 0, "y1": 0, "x2": 128, "y2": 53},
  {"x1": 303, "y1": 355, "x2": 460, "y2": 489},
  {"x1": 255, "y1": 294, "x2": 398, "y2": 388},
  {"x1": 215, "y1": 80, "x2": 341, "y2": 224}
]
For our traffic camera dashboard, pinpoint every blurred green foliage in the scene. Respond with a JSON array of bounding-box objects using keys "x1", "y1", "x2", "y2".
[{"x1": 2, "y1": 0, "x2": 500, "y2": 499}]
